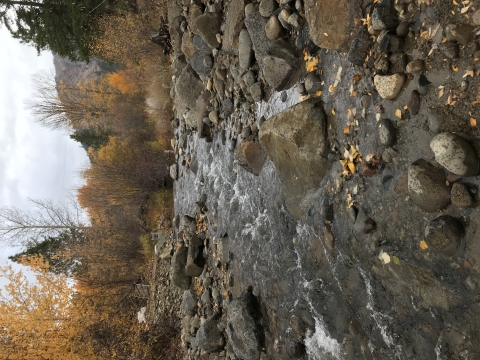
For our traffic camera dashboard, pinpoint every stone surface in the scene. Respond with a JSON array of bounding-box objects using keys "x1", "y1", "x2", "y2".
[
  {"x1": 374, "y1": 73, "x2": 404, "y2": 100},
  {"x1": 262, "y1": 39, "x2": 298, "y2": 91},
  {"x1": 190, "y1": 52, "x2": 213, "y2": 77},
  {"x1": 196, "y1": 91, "x2": 212, "y2": 138},
  {"x1": 265, "y1": 16, "x2": 285, "y2": 40},
  {"x1": 439, "y1": 41, "x2": 459, "y2": 59},
  {"x1": 259, "y1": 98, "x2": 329, "y2": 218},
  {"x1": 182, "y1": 290, "x2": 198, "y2": 315},
  {"x1": 450, "y1": 24, "x2": 475, "y2": 45},
  {"x1": 181, "y1": 32, "x2": 197, "y2": 60},
  {"x1": 222, "y1": 0, "x2": 250, "y2": 54},
  {"x1": 377, "y1": 119, "x2": 396, "y2": 147},
  {"x1": 259, "y1": 0, "x2": 278, "y2": 17},
  {"x1": 171, "y1": 246, "x2": 191, "y2": 290},
  {"x1": 238, "y1": 29, "x2": 254, "y2": 70},
  {"x1": 408, "y1": 159, "x2": 451, "y2": 213},
  {"x1": 347, "y1": 36, "x2": 374, "y2": 66},
  {"x1": 406, "y1": 59, "x2": 424, "y2": 74},
  {"x1": 407, "y1": 90, "x2": 421, "y2": 115},
  {"x1": 170, "y1": 164, "x2": 178, "y2": 180},
  {"x1": 175, "y1": 64, "x2": 204, "y2": 109},
  {"x1": 197, "y1": 315, "x2": 224, "y2": 353},
  {"x1": 171, "y1": 16, "x2": 186, "y2": 53},
  {"x1": 194, "y1": 12, "x2": 222, "y2": 49},
  {"x1": 430, "y1": 132, "x2": 479, "y2": 176},
  {"x1": 226, "y1": 292, "x2": 263, "y2": 360},
  {"x1": 249, "y1": 82, "x2": 263, "y2": 102},
  {"x1": 451, "y1": 183, "x2": 472, "y2": 209},
  {"x1": 372, "y1": 0, "x2": 399, "y2": 31},
  {"x1": 306, "y1": 0, "x2": 363, "y2": 51},
  {"x1": 425, "y1": 216, "x2": 463, "y2": 256},
  {"x1": 245, "y1": 8, "x2": 275, "y2": 66},
  {"x1": 235, "y1": 141, "x2": 267, "y2": 175}
]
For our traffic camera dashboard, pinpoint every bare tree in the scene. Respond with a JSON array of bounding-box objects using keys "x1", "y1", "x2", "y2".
[{"x1": 0, "y1": 195, "x2": 90, "y2": 246}]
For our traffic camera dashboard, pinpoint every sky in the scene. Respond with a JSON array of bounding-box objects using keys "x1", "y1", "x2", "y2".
[{"x1": 0, "y1": 27, "x2": 90, "y2": 282}]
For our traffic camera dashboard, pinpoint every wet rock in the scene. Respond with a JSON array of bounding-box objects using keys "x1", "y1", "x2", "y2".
[
  {"x1": 175, "y1": 64, "x2": 204, "y2": 109},
  {"x1": 372, "y1": 0, "x2": 399, "y2": 31},
  {"x1": 259, "y1": 99, "x2": 329, "y2": 218},
  {"x1": 347, "y1": 36, "x2": 374, "y2": 66},
  {"x1": 245, "y1": 9, "x2": 274, "y2": 65},
  {"x1": 396, "y1": 22, "x2": 410, "y2": 37},
  {"x1": 170, "y1": 164, "x2": 178, "y2": 180},
  {"x1": 238, "y1": 29, "x2": 254, "y2": 70},
  {"x1": 439, "y1": 41, "x2": 459, "y2": 59},
  {"x1": 171, "y1": 246, "x2": 191, "y2": 290},
  {"x1": 430, "y1": 132, "x2": 479, "y2": 176},
  {"x1": 450, "y1": 24, "x2": 475, "y2": 46},
  {"x1": 265, "y1": 16, "x2": 285, "y2": 40},
  {"x1": 408, "y1": 159, "x2": 451, "y2": 212},
  {"x1": 377, "y1": 119, "x2": 396, "y2": 147},
  {"x1": 235, "y1": 141, "x2": 267, "y2": 176},
  {"x1": 194, "y1": 12, "x2": 222, "y2": 49},
  {"x1": 263, "y1": 40, "x2": 298, "y2": 90},
  {"x1": 306, "y1": 0, "x2": 363, "y2": 51},
  {"x1": 425, "y1": 216, "x2": 462, "y2": 256},
  {"x1": 190, "y1": 52, "x2": 213, "y2": 77},
  {"x1": 304, "y1": 72, "x2": 322, "y2": 94},
  {"x1": 197, "y1": 315, "x2": 224, "y2": 353},
  {"x1": 226, "y1": 291, "x2": 264, "y2": 360},
  {"x1": 451, "y1": 183, "x2": 472, "y2": 208},
  {"x1": 249, "y1": 82, "x2": 263, "y2": 102},
  {"x1": 389, "y1": 52, "x2": 407, "y2": 73},
  {"x1": 374, "y1": 73, "x2": 405, "y2": 100},
  {"x1": 407, "y1": 90, "x2": 421, "y2": 115},
  {"x1": 223, "y1": 0, "x2": 250, "y2": 54},
  {"x1": 416, "y1": 74, "x2": 432, "y2": 96},
  {"x1": 406, "y1": 59, "x2": 424, "y2": 74},
  {"x1": 259, "y1": 0, "x2": 278, "y2": 17},
  {"x1": 182, "y1": 290, "x2": 198, "y2": 316}
]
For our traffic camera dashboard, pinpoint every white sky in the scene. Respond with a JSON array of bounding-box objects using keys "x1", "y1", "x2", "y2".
[{"x1": 0, "y1": 27, "x2": 90, "y2": 281}]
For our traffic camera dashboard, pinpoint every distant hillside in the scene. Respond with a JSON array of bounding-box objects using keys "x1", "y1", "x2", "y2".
[{"x1": 53, "y1": 53, "x2": 119, "y2": 85}]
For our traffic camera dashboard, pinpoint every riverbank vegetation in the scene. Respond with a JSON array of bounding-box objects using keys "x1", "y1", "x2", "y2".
[{"x1": 1, "y1": 0, "x2": 178, "y2": 358}]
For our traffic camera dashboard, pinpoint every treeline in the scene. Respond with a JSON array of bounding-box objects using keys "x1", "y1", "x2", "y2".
[{"x1": 3, "y1": 2, "x2": 177, "y2": 359}]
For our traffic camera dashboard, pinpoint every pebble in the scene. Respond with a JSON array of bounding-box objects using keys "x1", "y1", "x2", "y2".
[
  {"x1": 451, "y1": 183, "x2": 472, "y2": 208},
  {"x1": 427, "y1": 109, "x2": 441, "y2": 134},
  {"x1": 416, "y1": 74, "x2": 431, "y2": 95},
  {"x1": 265, "y1": 16, "x2": 285, "y2": 40},
  {"x1": 450, "y1": 24, "x2": 475, "y2": 46},
  {"x1": 377, "y1": 119, "x2": 396, "y2": 147},
  {"x1": 396, "y1": 22, "x2": 410, "y2": 37},
  {"x1": 361, "y1": 94, "x2": 371, "y2": 109},
  {"x1": 425, "y1": 216, "x2": 463, "y2": 256},
  {"x1": 287, "y1": 13, "x2": 301, "y2": 28},
  {"x1": 297, "y1": 82, "x2": 307, "y2": 96},
  {"x1": 406, "y1": 59, "x2": 424, "y2": 74},
  {"x1": 259, "y1": 0, "x2": 278, "y2": 17},
  {"x1": 439, "y1": 41, "x2": 459, "y2": 59},
  {"x1": 280, "y1": 8, "x2": 291, "y2": 22},
  {"x1": 407, "y1": 90, "x2": 421, "y2": 115},
  {"x1": 460, "y1": 80, "x2": 468, "y2": 92},
  {"x1": 245, "y1": 3, "x2": 255, "y2": 17},
  {"x1": 374, "y1": 74, "x2": 405, "y2": 100}
]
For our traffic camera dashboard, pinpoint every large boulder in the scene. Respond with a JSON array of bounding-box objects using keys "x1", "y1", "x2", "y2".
[
  {"x1": 226, "y1": 292, "x2": 264, "y2": 360},
  {"x1": 407, "y1": 159, "x2": 451, "y2": 213},
  {"x1": 305, "y1": 0, "x2": 363, "y2": 51},
  {"x1": 244, "y1": 7, "x2": 275, "y2": 66},
  {"x1": 223, "y1": 0, "x2": 251, "y2": 54},
  {"x1": 170, "y1": 246, "x2": 191, "y2": 290},
  {"x1": 175, "y1": 64, "x2": 204, "y2": 109},
  {"x1": 430, "y1": 132, "x2": 479, "y2": 176},
  {"x1": 185, "y1": 244, "x2": 205, "y2": 277},
  {"x1": 193, "y1": 12, "x2": 222, "y2": 49},
  {"x1": 259, "y1": 98, "x2": 329, "y2": 218},
  {"x1": 235, "y1": 141, "x2": 267, "y2": 176},
  {"x1": 197, "y1": 314, "x2": 224, "y2": 353}
]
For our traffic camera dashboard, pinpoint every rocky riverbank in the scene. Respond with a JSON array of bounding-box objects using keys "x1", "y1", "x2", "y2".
[{"x1": 151, "y1": 0, "x2": 480, "y2": 359}]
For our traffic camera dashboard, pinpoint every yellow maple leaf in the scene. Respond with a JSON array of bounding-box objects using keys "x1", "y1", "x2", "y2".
[
  {"x1": 306, "y1": 56, "x2": 319, "y2": 72},
  {"x1": 419, "y1": 240, "x2": 428, "y2": 250},
  {"x1": 344, "y1": 127, "x2": 350, "y2": 134},
  {"x1": 395, "y1": 109, "x2": 402, "y2": 118},
  {"x1": 347, "y1": 162, "x2": 355, "y2": 173},
  {"x1": 316, "y1": 90, "x2": 323, "y2": 97}
]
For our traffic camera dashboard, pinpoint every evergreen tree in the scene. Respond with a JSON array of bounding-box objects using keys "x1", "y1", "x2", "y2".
[{"x1": 70, "y1": 128, "x2": 111, "y2": 151}]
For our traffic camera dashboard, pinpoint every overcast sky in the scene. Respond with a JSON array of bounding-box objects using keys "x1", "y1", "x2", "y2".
[{"x1": 0, "y1": 27, "x2": 89, "y2": 280}]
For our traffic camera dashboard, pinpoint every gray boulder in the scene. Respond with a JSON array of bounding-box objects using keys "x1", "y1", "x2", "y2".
[
  {"x1": 197, "y1": 314, "x2": 224, "y2": 353},
  {"x1": 186, "y1": 244, "x2": 205, "y2": 277},
  {"x1": 408, "y1": 159, "x2": 451, "y2": 213},
  {"x1": 371, "y1": 0, "x2": 399, "y2": 31},
  {"x1": 190, "y1": 52, "x2": 213, "y2": 77},
  {"x1": 175, "y1": 64, "x2": 204, "y2": 109},
  {"x1": 223, "y1": 0, "x2": 250, "y2": 54},
  {"x1": 245, "y1": 8, "x2": 274, "y2": 66},
  {"x1": 182, "y1": 290, "x2": 198, "y2": 316},
  {"x1": 226, "y1": 291, "x2": 264, "y2": 360},
  {"x1": 425, "y1": 216, "x2": 462, "y2": 256},
  {"x1": 374, "y1": 73, "x2": 404, "y2": 100},
  {"x1": 430, "y1": 132, "x2": 479, "y2": 177},
  {"x1": 259, "y1": 98, "x2": 329, "y2": 218},
  {"x1": 170, "y1": 246, "x2": 191, "y2": 290},
  {"x1": 235, "y1": 141, "x2": 267, "y2": 175},
  {"x1": 263, "y1": 39, "x2": 298, "y2": 91},
  {"x1": 194, "y1": 12, "x2": 222, "y2": 49}
]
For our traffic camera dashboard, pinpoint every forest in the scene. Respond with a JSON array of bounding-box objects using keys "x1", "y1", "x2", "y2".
[{"x1": 0, "y1": 0, "x2": 177, "y2": 358}]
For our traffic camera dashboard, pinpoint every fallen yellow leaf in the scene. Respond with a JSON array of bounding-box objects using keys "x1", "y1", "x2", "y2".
[
  {"x1": 451, "y1": 65, "x2": 459, "y2": 72},
  {"x1": 347, "y1": 162, "x2": 355, "y2": 173},
  {"x1": 306, "y1": 56, "x2": 319, "y2": 72},
  {"x1": 449, "y1": 100, "x2": 457, "y2": 106},
  {"x1": 419, "y1": 240, "x2": 428, "y2": 250},
  {"x1": 344, "y1": 127, "x2": 350, "y2": 134},
  {"x1": 470, "y1": 118, "x2": 477, "y2": 126},
  {"x1": 316, "y1": 90, "x2": 322, "y2": 97},
  {"x1": 395, "y1": 109, "x2": 402, "y2": 119},
  {"x1": 331, "y1": 108, "x2": 336, "y2": 115},
  {"x1": 329, "y1": 85, "x2": 335, "y2": 93},
  {"x1": 438, "y1": 89, "x2": 444, "y2": 98},
  {"x1": 453, "y1": 0, "x2": 458, "y2": 5},
  {"x1": 463, "y1": 70, "x2": 474, "y2": 78}
]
